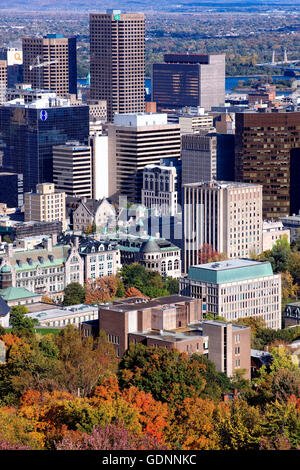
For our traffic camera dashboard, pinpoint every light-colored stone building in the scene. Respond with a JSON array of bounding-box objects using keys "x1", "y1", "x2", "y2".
[
  {"x1": 70, "y1": 197, "x2": 116, "y2": 232},
  {"x1": 180, "y1": 258, "x2": 281, "y2": 330},
  {"x1": 183, "y1": 181, "x2": 263, "y2": 272},
  {"x1": 116, "y1": 236, "x2": 181, "y2": 279},
  {"x1": 27, "y1": 303, "x2": 98, "y2": 328},
  {"x1": 24, "y1": 183, "x2": 66, "y2": 231},
  {"x1": 141, "y1": 164, "x2": 178, "y2": 216},
  {"x1": 58, "y1": 234, "x2": 121, "y2": 280},
  {"x1": 0, "y1": 236, "x2": 84, "y2": 302},
  {"x1": 262, "y1": 220, "x2": 290, "y2": 252}
]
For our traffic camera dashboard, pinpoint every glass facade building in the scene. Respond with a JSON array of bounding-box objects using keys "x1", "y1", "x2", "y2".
[{"x1": 0, "y1": 104, "x2": 89, "y2": 193}]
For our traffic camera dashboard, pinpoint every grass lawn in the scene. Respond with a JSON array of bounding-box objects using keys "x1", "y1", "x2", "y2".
[{"x1": 4, "y1": 327, "x2": 60, "y2": 336}]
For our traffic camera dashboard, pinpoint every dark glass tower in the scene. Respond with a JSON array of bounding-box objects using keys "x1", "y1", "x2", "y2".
[{"x1": 0, "y1": 103, "x2": 89, "y2": 193}]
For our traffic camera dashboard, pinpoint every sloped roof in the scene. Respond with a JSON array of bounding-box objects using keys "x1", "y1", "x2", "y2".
[
  {"x1": 0, "y1": 287, "x2": 40, "y2": 301},
  {"x1": 0, "y1": 296, "x2": 10, "y2": 318}
]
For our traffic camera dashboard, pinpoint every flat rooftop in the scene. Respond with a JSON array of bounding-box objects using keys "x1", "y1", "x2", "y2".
[
  {"x1": 100, "y1": 295, "x2": 197, "y2": 313},
  {"x1": 130, "y1": 327, "x2": 206, "y2": 343},
  {"x1": 27, "y1": 304, "x2": 98, "y2": 321},
  {"x1": 187, "y1": 258, "x2": 274, "y2": 284}
]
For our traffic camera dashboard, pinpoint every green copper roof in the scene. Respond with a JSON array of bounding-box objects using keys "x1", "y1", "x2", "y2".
[
  {"x1": 0, "y1": 287, "x2": 40, "y2": 301},
  {"x1": 0, "y1": 265, "x2": 11, "y2": 273},
  {"x1": 187, "y1": 259, "x2": 274, "y2": 284}
]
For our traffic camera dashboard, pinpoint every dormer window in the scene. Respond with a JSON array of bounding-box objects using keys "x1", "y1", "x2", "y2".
[{"x1": 38, "y1": 256, "x2": 44, "y2": 264}]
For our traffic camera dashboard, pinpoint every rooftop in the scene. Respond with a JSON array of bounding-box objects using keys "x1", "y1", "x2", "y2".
[
  {"x1": 27, "y1": 304, "x2": 98, "y2": 321},
  {"x1": 183, "y1": 180, "x2": 261, "y2": 189},
  {"x1": 187, "y1": 258, "x2": 274, "y2": 284},
  {"x1": 100, "y1": 295, "x2": 197, "y2": 313}
]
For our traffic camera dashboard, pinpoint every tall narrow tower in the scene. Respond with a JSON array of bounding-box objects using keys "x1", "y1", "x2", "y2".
[{"x1": 90, "y1": 10, "x2": 145, "y2": 122}]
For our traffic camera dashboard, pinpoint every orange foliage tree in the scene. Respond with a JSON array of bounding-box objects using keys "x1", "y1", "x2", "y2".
[{"x1": 85, "y1": 275, "x2": 118, "y2": 304}]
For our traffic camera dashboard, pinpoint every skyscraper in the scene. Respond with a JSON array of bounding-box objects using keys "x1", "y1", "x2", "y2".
[
  {"x1": 22, "y1": 34, "x2": 77, "y2": 98},
  {"x1": 183, "y1": 181, "x2": 263, "y2": 272},
  {"x1": 0, "y1": 47, "x2": 23, "y2": 88},
  {"x1": 90, "y1": 10, "x2": 145, "y2": 122},
  {"x1": 107, "y1": 113, "x2": 181, "y2": 203},
  {"x1": 0, "y1": 92, "x2": 89, "y2": 193},
  {"x1": 0, "y1": 60, "x2": 7, "y2": 103},
  {"x1": 53, "y1": 142, "x2": 92, "y2": 198},
  {"x1": 235, "y1": 111, "x2": 300, "y2": 219},
  {"x1": 152, "y1": 54, "x2": 225, "y2": 112}
]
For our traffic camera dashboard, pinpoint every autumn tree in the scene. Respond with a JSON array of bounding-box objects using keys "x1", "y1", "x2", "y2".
[
  {"x1": 198, "y1": 244, "x2": 227, "y2": 265},
  {"x1": 55, "y1": 326, "x2": 117, "y2": 397},
  {"x1": 85, "y1": 276, "x2": 118, "y2": 304},
  {"x1": 118, "y1": 344, "x2": 207, "y2": 406},
  {"x1": 214, "y1": 399, "x2": 263, "y2": 450},
  {"x1": 56, "y1": 422, "x2": 167, "y2": 450}
]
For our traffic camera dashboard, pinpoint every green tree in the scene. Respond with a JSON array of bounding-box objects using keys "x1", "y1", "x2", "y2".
[
  {"x1": 118, "y1": 343, "x2": 206, "y2": 406},
  {"x1": 10, "y1": 306, "x2": 38, "y2": 333},
  {"x1": 63, "y1": 282, "x2": 86, "y2": 306},
  {"x1": 120, "y1": 263, "x2": 149, "y2": 292},
  {"x1": 164, "y1": 276, "x2": 179, "y2": 295}
]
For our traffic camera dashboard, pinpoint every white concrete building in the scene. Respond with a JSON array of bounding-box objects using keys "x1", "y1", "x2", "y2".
[{"x1": 89, "y1": 132, "x2": 109, "y2": 200}]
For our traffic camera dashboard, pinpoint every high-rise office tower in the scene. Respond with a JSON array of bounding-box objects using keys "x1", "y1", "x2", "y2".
[
  {"x1": 152, "y1": 54, "x2": 225, "y2": 112},
  {"x1": 0, "y1": 60, "x2": 7, "y2": 103},
  {"x1": 0, "y1": 92, "x2": 89, "y2": 193},
  {"x1": 107, "y1": 113, "x2": 181, "y2": 203},
  {"x1": 181, "y1": 131, "x2": 235, "y2": 185},
  {"x1": 235, "y1": 111, "x2": 300, "y2": 219},
  {"x1": 183, "y1": 181, "x2": 263, "y2": 272},
  {"x1": 53, "y1": 142, "x2": 92, "y2": 198},
  {"x1": 90, "y1": 10, "x2": 145, "y2": 122},
  {"x1": 22, "y1": 34, "x2": 77, "y2": 98},
  {"x1": 0, "y1": 47, "x2": 23, "y2": 88}
]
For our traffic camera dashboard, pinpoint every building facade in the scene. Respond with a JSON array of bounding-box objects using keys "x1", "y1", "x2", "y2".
[
  {"x1": 152, "y1": 54, "x2": 225, "y2": 112},
  {"x1": 116, "y1": 236, "x2": 181, "y2": 278},
  {"x1": 0, "y1": 172, "x2": 23, "y2": 208},
  {"x1": 58, "y1": 234, "x2": 121, "y2": 280},
  {"x1": 262, "y1": 220, "x2": 290, "y2": 252},
  {"x1": 22, "y1": 34, "x2": 77, "y2": 98},
  {"x1": 0, "y1": 93, "x2": 89, "y2": 193},
  {"x1": 235, "y1": 111, "x2": 300, "y2": 219},
  {"x1": 183, "y1": 181, "x2": 263, "y2": 272},
  {"x1": 141, "y1": 164, "x2": 178, "y2": 216},
  {"x1": 90, "y1": 10, "x2": 145, "y2": 122},
  {"x1": 0, "y1": 237, "x2": 84, "y2": 301},
  {"x1": 108, "y1": 113, "x2": 181, "y2": 203},
  {"x1": 202, "y1": 320, "x2": 251, "y2": 380},
  {"x1": 99, "y1": 295, "x2": 203, "y2": 357},
  {"x1": 24, "y1": 183, "x2": 66, "y2": 231},
  {"x1": 181, "y1": 131, "x2": 235, "y2": 185},
  {"x1": 180, "y1": 258, "x2": 281, "y2": 330},
  {"x1": 53, "y1": 142, "x2": 92, "y2": 198}
]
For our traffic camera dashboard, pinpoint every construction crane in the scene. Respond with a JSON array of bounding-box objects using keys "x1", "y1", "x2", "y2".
[{"x1": 29, "y1": 55, "x2": 59, "y2": 90}]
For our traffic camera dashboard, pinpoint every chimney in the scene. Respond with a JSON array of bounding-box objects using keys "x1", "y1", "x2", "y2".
[
  {"x1": 5, "y1": 244, "x2": 13, "y2": 259},
  {"x1": 74, "y1": 237, "x2": 79, "y2": 250},
  {"x1": 46, "y1": 237, "x2": 52, "y2": 252},
  {"x1": 52, "y1": 233, "x2": 58, "y2": 246}
]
